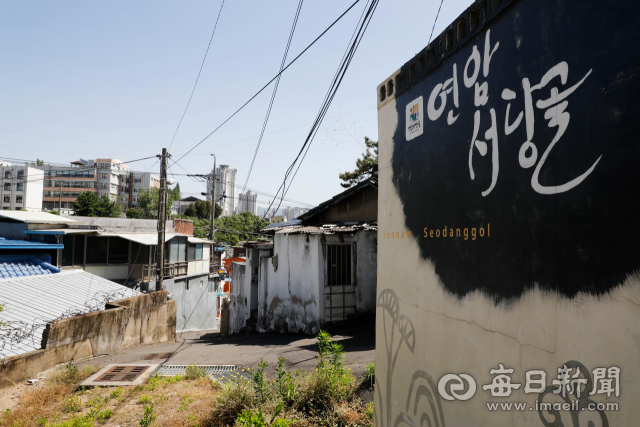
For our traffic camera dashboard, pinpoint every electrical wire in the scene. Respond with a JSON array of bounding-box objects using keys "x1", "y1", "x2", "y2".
[
  {"x1": 242, "y1": 0, "x2": 304, "y2": 192},
  {"x1": 428, "y1": 0, "x2": 446, "y2": 43},
  {"x1": 263, "y1": 0, "x2": 380, "y2": 220},
  {"x1": 168, "y1": 0, "x2": 362, "y2": 168},
  {"x1": 168, "y1": 0, "x2": 226, "y2": 151}
]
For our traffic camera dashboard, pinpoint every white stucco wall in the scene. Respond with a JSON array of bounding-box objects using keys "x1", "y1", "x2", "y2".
[
  {"x1": 229, "y1": 262, "x2": 249, "y2": 335},
  {"x1": 259, "y1": 234, "x2": 323, "y2": 334}
]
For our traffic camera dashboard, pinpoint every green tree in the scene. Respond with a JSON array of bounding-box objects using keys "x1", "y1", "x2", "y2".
[
  {"x1": 138, "y1": 188, "x2": 158, "y2": 219},
  {"x1": 125, "y1": 208, "x2": 145, "y2": 219},
  {"x1": 214, "y1": 212, "x2": 270, "y2": 245},
  {"x1": 170, "y1": 182, "x2": 181, "y2": 201},
  {"x1": 338, "y1": 136, "x2": 378, "y2": 188},
  {"x1": 72, "y1": 192, "x2": 121, "y2": 218},
  {"x1": 72, "y1": 191, "x2": 101, "y2": 216}
]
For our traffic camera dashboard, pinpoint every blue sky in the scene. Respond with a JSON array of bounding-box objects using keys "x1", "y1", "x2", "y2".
[{"x1": 0, "y1": 0, "x2": 471, "y2": 213}]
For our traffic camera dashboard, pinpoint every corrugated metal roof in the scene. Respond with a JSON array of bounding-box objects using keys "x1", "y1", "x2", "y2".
[
  {"x1": 0, "y1": 211, "x2": 77, "y2": 224},
  {"x1": 96, "y1": 232, "x2": 178, "y2": 245},
  {"x1": 0, "y1": 254, "x2": 60, "y2": 279},
  {"x1": 268, "y1": 222, "x2": 378, "y2": 235},
  {"x1": 187, "y1": 237, "x2": 213, "y2": 244},
  {"x1": 0, "y1": 270, "x2": 140, "y2": 358},
  {"x1": 0, "y1": 238, "x2": 63, "y2": 250},
  {"x1": 263, "y1": 220, "x2": 302, "y2": 230}
]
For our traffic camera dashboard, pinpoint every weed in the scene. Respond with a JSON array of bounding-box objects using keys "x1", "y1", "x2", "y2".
[
  {"x1": 139, "y1": 402, "x2": 156, "y2": 427},
  {"x1": 275, "y1": 358, "x2": 297, "y2": 406},
  {"x1": 178, "y1": 394, "x2": 194, "y2": 411},
  {"x1": 365, "y1": 401, "x2": 374, "y2": 421},
  {"x1": 185, "y1": 364, "x2": 208, "y2": 380},
  {"x1": 138, "y1": 395, "x2": 153, "y2": 404},
  {"x1": 109, "y1": 386, "x2": 123, "y2": 399},
  {"x1": 51, "y1": 363, "x2": 98, "y2": 385},
  {"x1": 236, "y1": 401, "x2": 293, "y2": 427},
  {"x1": 365, "y1": 362, "x2": 375, "y2": 387},
  {"x1": 252, "y1": 359, "x2": 269, "y2": 403},
  {"x1": 64, "y1": 395, "x2": 84, "y2": 413},
  {"x1": 145, "y1": 374, "x2": 183, "y2": 391},
  {"x1": 208, "y1": 381, "x2": 255, "y2": 426}
]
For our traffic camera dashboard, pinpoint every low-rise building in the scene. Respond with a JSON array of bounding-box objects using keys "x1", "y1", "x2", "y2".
[{"x1": 228, "y1": 178, "x2": 377, "y2": 335}]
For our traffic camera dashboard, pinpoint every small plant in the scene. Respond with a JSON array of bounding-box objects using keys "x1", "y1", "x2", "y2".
[
  {"x1": 64, "y1": 395, "x2": 84, "y2": 413},
  {"x1": 185, "y1": 364, "x2": 208, "y2": 380},
  {"x1": 365, "y1": 362, "x2": 375, "y2": 387},
  {"x1": 178, "y1": 394, "x2": 194, "y2": 411},
  {"x1": 235, "y1": 401, "x2": 293, "y2": 427},
  {"x1": 109, "y1": 386, "x2": 123, "y2": 399},
  {"x1": 275, "y1": 358, "x2": 297, "y2": 406},
  {"x1": 138, "y1": 395, "x2": 153, "y2": 404},
  {"x1": 365, "y1": 402, "x2": 374, "y2": 421},
  {"x1": 139, "y1": 402, "x2": 156, "y2": 427},
  {"x1": 96, "y1": 409, "x2": 113, "y2": 421},
  {"x1": 252, "y1": 359, "x2": 269, "y2": 403}
]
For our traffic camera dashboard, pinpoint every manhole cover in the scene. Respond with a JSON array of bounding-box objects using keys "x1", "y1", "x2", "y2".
[
  {"x1": 96, "y1": 366, "x2": 150, "y2": 382},
  {"x1": 141, "y1": 352, "x2": 176, "y2": 360},
  {"x1": 156, "y1": 365, "x2": 237, "y2": 376}
]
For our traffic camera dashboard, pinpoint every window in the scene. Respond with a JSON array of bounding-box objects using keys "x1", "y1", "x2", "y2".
[
  {"x1": 101, "y1": 173, "x2": 108, "y2": 180},
  {"x1": 326, "y1": 245, "x2": 352, "y2": 286},
  {"x1": 108, "y1": 237, "x2": 129, "y2": 264},
  {"x1": 15, "y1": 195, "x2": 22, "y2": 204},
  {"x1": 17, "y1": 170, "x2": 24, "y2": 179},
  {"x1": 86, "y1": 236, "x2": 108, "y2": 264},
  {"x1": 2, "y1": 207, "x2": 9, "y2": 210},
  {"x1": 16, "y1": 183, "x2": 23, "y2": 191},
  {"x1": 3, "y1": 196, "x2": 8, "y2": 203},
  {"x1": 3, "y1": 183, "x2": 9, "y2": 190},
  {"x1": 4, "y1": 171, "x2": 10, "y2": 179},
  {"x1": 187, "y1": 243, "x2": 203, "y2": 261}
]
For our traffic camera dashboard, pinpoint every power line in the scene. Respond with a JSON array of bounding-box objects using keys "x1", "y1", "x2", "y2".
[
  {"x1": 168, "y1": 0, "x2": 226, "y2": 151},
  {"x1": 169, "y1": 0, "x2": 362, "y2": 168},
  {"x1": 428, "y1": 0, "x2": 446, "y2": 43},
  {"x1": 263, "y1": 0, "x2": 380, "y2": 220},
  {"x1": 242, "y1": 0, "x2": 304, "y2": 192}
]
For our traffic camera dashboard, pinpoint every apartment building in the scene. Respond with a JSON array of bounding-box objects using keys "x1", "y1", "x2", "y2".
[
  {"x1": 40, "y1": 159, "x2": 159, "y2": 212},
  {"x1": 0, "y1": 163, "x2": 44, "y2": 212},
  {"x1": 207, "y1": 164, "x2": 237, "y2": 217},
  {"x1": 282, "y1": 206, "x2": 309, "y2": 221},
  {"x1": 238, "y1": 190, "x2": 257, "y2": 215},
  {"x1": 119, "y1": 171, "x2": 160, "y2": 209}
]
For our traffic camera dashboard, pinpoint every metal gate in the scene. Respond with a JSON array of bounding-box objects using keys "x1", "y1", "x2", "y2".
[{"x1": 324, "y1": 244, "x2": 356, "y2": 322}]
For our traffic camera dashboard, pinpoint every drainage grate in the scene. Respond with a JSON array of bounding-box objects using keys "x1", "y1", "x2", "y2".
[
  {"x1": 156, "y1": 365, "x2": 237, "y2": 376},
  {"x1": 96, "y1": 366, "x2": 150, "y2": 382},
  {"x1": 140, "y1": 352, "x2": 176, "y2": 360}
]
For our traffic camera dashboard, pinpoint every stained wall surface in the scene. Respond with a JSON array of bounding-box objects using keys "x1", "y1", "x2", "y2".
[{"x1": 375, "y1": 0, "x2": 640, "y2": 425}]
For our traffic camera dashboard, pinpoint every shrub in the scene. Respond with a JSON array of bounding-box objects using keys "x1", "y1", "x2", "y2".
[
  {"x1": 235, "y1": 401, "x2": 293, "y2": 427},
  {"x1": 139, "y1": 402, "x2": 156, "y2": 427},
  {"x1": 365, "y1": 362, "x2": 375, "y2": 387}
]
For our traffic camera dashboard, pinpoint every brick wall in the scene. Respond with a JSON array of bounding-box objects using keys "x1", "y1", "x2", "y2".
[{"x1": 174, "y1": 218, "x2": 193, "y2": 236}]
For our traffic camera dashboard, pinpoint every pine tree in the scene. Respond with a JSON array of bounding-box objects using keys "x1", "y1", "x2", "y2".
[{"x1": 339, "y1": 137, "x2": 378, "y2": 188}]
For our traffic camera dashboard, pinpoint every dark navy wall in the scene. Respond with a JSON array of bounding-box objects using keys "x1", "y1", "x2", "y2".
[{"x1": 391, "y1": 0, "x2": 640, "y2": 300}]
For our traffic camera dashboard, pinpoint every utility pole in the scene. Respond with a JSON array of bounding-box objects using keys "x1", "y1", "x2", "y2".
[
  {"x1": 209, "y1": 154, "x2": 217, "y2": 241},
  {"x1": 58, "y1": 183, "x2": 62, "y2": 214},
  {"x1": 155, "y1": 148, "x2": 168, "y2": 292}
]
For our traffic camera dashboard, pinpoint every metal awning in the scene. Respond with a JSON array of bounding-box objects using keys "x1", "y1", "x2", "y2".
[
  {"x1": 96, "y1": 232, "x2": 177, "y2": 246},
  {"x1": 187, "y1": 237, "x2": 214, "y2": 244},
  {"x1": 0, "y1": 211, "x2": 77, "y2": 224},
  {"x1": 23, "y1": 229, "x2": 95, "y2": 235},
  {"x1": 0, "y1": 238, "x2": 63, "y2": 250}
]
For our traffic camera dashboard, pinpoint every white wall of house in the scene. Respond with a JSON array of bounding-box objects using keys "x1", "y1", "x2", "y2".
[
  {"x1": 84, "y1": 265, "x2": 128, "y2": 280},
  {"x1": 187, "y1": 245, "x2": 210, "y2": 276}
]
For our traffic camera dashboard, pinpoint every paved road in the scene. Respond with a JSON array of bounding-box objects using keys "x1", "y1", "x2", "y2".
[{"x1": 76, "y1": 319, "x2": 375, "y2": 377}]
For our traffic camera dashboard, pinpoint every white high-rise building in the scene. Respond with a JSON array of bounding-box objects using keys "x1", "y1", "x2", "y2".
[
  {"x1": 207, "y1": 165, "x2": 237, "y2": 217},
  {"x1": 282, "y1": 206, "x2": 309, "y2": 221},
  {"x1": 238, "y1": 190, "x2": 257, "y2": 215}
]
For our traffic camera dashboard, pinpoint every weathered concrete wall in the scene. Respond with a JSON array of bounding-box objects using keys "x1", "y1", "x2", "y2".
[
  {"x1": 375, "y1": 0, "x2": 640, "y2": 423},
  {"x1": 260, "y1": 234, "x2": 323, "y2": 334},
  {"x1": 164, "y1": 273, "x2": 217, "y2": 332},
  {"x1": 84, "y1": 265, "x2": 128, "y2": 281},
  {"x1": 68, "y1": 217, "x2": 182, "y2": 233},
  {"x1": 229, "y1": 262, "x2": 249, "y2": 335},
  {"x1": 0, "y1": 291, "x2": 176, "y2": 388}
]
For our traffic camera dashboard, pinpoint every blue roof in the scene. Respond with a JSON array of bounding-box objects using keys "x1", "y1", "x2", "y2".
[
  {"x1": 0, "y1": 238, "x2": 63, "y2": 250},
  {"x1": 0, "y1": 254, "x2": 61, "y2": 279}
]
